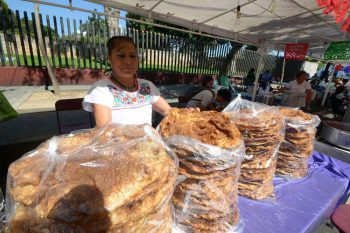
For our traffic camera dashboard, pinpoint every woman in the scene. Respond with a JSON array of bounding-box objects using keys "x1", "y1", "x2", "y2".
[
  {"x1": 284, "y1": 71, "x2": 312, "y2": 110},
  {"x1": 330, "y1": 85, "x2": 348, "y2": 116},
  {"x1": 186, "y1": 76, "x2": 215, "y2": 110},
  {"x1": 83, "y1": 36, "x2": 171, "y2": 127},
  {"x1": 244, "y1": 68, "x2": 255, "y2": 95},
  {"x1": 186, "y1": 76, "x2": 231, "y2": 111}
]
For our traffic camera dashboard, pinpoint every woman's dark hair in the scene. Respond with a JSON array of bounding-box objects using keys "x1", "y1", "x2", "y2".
[
  {"x1": 107, "y1": 36, "x2": 137, "y2": 55},
  {"x1": 202, "y1": 75, "x2": 214, "y2": 87},
  {"x1": 296, "y1": 71, "x2": 307, "y2": 79},
  {"x1": 249, "y1": 68, "x2": 255, "y2": 73},
  {"x1": 335, "y1": 85, "x2": 346, "y2": 94},
  {"x1": 218, "y1": 89, "x2": 232, "y2": 102}
]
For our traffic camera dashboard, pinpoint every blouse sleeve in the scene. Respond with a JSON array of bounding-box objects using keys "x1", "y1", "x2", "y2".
[
  {"x1": 83, "y1": 85, "x2": 113, "y2": 112},
  {"x1": 148, "y1": 81, "x2": 161, "y2": 104}
]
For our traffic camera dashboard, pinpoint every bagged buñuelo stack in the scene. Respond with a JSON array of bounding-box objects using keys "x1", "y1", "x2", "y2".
[
  {"x1": 276, "y1": 107, "x2": 320, "y2": 179},
  {"x1": 223, "y1": 96, "x2": 285, "y2": 200},
  {"x1": 159, "y1": 108, "x2": 245, "y2": 233},
  {"x1": 6, "y1": 124, "x2": 178, "y2": 233}
]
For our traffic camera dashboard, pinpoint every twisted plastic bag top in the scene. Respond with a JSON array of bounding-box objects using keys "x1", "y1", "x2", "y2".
[
  {"x1": 0, "y1": 189, "x2": 5, "y2": 233},
  {"x1": 223, "y1": 96, "x2": 284, "y2": 128},
  {"x1": 6, "y1": 124, "x2": 178, "y2": 233},
  {"x1": 159, "y1": 108, "x2": 246, "y2": 166},
  {"x1": 279, "y1": 107, "x2": 321, "y2": 130}
]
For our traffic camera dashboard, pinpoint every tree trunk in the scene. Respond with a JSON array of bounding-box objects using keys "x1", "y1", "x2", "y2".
[{"x1": 221, "y1": 41, "x2": 243, "y2": 75}]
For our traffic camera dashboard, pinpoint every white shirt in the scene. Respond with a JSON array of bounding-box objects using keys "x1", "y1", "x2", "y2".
[
  {"x1": 344, "y1": 81, "x2": 350, "y2": 92},
  {"x1": 83, "y1": 78, "x2": 160, "y2": 125},
  {"x1": 186, "y1": 90, "x2": 215, "y2": 108},
  {"x1": 258, "y1": 86, "x2": 271, "y2": 96},
  {"x1": 336, "y1": 92, "x2": 346, "y2": 100},
  {"x1": 286, "y1": 80, "x2": 311, "y2": 107}
]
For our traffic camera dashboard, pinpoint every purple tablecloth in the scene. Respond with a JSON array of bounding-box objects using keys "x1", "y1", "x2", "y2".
[{"x1": 238, "y1": 151, "x2": 350, "y2": 233}]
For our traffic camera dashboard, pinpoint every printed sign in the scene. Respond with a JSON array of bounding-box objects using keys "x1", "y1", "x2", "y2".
[
  {"x1": 324, "y1": 41, "x2": 350, "y2": 61},
  {"x1": 284, "y1": 43, "x2": 309, "y2": 60}
]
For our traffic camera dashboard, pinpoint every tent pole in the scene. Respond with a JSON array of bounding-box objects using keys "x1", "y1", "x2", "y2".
[
  {"x1": 321, "y1": 66, "x2": 335, "y2": 106},
  {"x1": 279, "y1": 58, "x2": 286, "y2": 87},
  {"x1": 34, "y1": 3, "x2": 60, "y2": 95},
  {"x1": 252, "y1": 48, "x2": 264, "y2": 102}
]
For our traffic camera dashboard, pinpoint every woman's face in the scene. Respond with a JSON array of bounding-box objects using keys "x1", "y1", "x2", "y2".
[
  {"x1": 108, "y1": 41, "x2": 138, "y2": 80},
  {"x1": 207, "y1": 80, "x2": 214, "y2": 88},
  {"x1": 297, "y1": 74, "x2": 307, "y2": 83}
]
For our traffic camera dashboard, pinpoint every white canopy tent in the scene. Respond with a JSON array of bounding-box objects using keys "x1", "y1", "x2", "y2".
[
  {"x1": 85, "y1": 0, "x2": 350, "y2": 59},
  {"x1": 84, "y1": 0, "x2": 350, "y2": 101},
  {"x1": 28, "y1": 0, "x2": 350, "y2": 100}
]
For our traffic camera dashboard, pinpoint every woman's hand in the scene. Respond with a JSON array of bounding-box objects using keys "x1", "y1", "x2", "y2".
[
  {"x1": 92, "y1": 103, "x2": 112, "y2": 128},
  {"x1": 152, "y1": 97, "x2": 172, "y2": 116}
]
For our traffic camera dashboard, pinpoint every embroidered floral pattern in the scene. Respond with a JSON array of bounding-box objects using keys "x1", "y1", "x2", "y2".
[{"x1": 107, "y1": 82, "x2": 153, "y2": 108}]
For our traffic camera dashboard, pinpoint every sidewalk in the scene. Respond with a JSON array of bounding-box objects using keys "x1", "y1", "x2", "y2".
[{"x1": 0, "y1": 84, "x2": 187, "y2": 146}]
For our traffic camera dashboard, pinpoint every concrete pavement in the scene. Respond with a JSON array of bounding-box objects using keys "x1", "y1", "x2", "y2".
[{"x1": 0, "y1": 84, "x2": 187, "y2": 146}]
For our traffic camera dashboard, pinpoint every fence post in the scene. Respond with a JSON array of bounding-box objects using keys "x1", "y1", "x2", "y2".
[
  {"x1": 9, "y1": 10, "x2": 21, "y2": 66},
  {"x1": 34, "y1": 3, "x2": 60, "y2": 95},
  {"x1": 252, "y1": 48, "x2": 265, "y2": 102}
]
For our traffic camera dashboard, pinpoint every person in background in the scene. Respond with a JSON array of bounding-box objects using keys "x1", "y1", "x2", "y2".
[
  {"x1": 258, "y1": 81, "x2": 273, "y2": 97},
  {"x1": 187, "y1": 76, "x2": 231, "y2": 110},
  {"x1": 259, "y1": 70, "x2": 272, "y2": 89},
  {"x1": 218, "y1": 73, "x2": 231, "y2": 89},
  {"x1": 330, "y1": 85, "x2": 348, "y2": 116},
  {"x1": 213, "y1": 75, "x2": 220, "y2": 89},
  {"x1": 244, "y1": 68, "x2": 256, "y2": 95},
  {"x1": 283, "y1": 71, "x2": 312, "y2": 110},
  {"x1": 197, "y1": 73, "x2": 204, "y2": 84},
  {"x1": 342, "y1": 78, "x2": 349, "y2": 92},
  {"x1": 83, "y1": 36, "x2": 171, "y2": 127}
]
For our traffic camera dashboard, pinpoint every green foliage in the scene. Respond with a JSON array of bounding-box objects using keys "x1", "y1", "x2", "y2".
[
  {"x1": 126, "y1": 12, "x2": 219, "y2": 45},
  {"x1": 80, "y1": 10, "x2": 107, "y2": 39},
  {"x1": 245, "y1": 45, "x2": 258, "y2": 51},
  {"x1": 16, "y1": 17, "x2": 56, "y2": 37},
  {"x1": 0, "y1": 0, "x2": 12, "y2": 30},
  {"x1": 0, "y1": 3, "x2": 55, "y2": 37}
]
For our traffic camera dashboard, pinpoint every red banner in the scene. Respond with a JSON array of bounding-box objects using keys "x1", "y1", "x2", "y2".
[
  {"x1": 317, "y1": 0, "x2": 350, "y2": 32},
  {"x1": 284, "y1": 43, "x2": 309, "y2": 60}
]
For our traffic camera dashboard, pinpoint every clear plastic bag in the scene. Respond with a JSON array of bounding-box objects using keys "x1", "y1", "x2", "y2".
[
  {"x1": 6, "y1": 124, "x2": 178, "y2": 233},
  {"x1": 0, "y1": 189, "x2": 5, "y2": 233},
  {"x1": 223, "y1": 96, "x2": 285, "y2": 200},
  {"x1": 276, "y1": 107, "x2": 321, "y2": 179},
  {"x1": 159, "y1": 108, "x2": 245, "y2": 233}
]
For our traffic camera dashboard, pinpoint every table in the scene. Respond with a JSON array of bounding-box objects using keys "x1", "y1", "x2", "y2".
[{"x1": 238, "y1": 151, "x2": 350, "y2": 233}]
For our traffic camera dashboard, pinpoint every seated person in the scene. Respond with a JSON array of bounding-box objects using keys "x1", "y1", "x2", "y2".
[
  {"x1": 218, "y1": 74, "x2": 231, "y2": 89},
  {"x1": 258, "y1": 81, "x2": 273, "y2": 96},
  {"x1": 187, "y1": 89, "x2": 232, "y2": 111},
  {"x1": 330, "y1": 85, "x2": 348, "y2": 116}
]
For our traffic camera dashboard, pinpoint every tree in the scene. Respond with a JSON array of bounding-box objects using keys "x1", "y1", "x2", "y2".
[
  {"x1": 80, "y1": 10, "x2": 107, "y2": 39},
  {"x1": 0, "y1": 2, "x2": 55, "y2": 37},
  {"x1": 0, "y1": 0, "x2": 12, "y2": 30},
  {"x1": 126, "y1": 12, "x2": 243, "y2": 74},
  {"x1": 221, "y1": 42, "x2": 243, "y2": 75}
]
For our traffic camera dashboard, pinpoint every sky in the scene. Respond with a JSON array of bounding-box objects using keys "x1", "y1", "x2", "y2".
[{"x1": 5, "y1": 0, "x2": 127, "y2": 28}]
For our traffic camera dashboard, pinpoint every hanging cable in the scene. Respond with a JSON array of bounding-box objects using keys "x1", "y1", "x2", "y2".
[
  {"x1": 235, "y1": 3, "x2": 241, "y2": 25},
  {"x1": 242, "y1": 0, "x2": 278, "y2": 17}
]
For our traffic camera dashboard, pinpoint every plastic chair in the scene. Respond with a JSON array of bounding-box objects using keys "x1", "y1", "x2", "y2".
[
  {"x1": 330, "y1": 204, "x2": 350, "y2": 233},
  {"x1": 55, "y1": 98, "x2": 93, "y2": 134}
]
